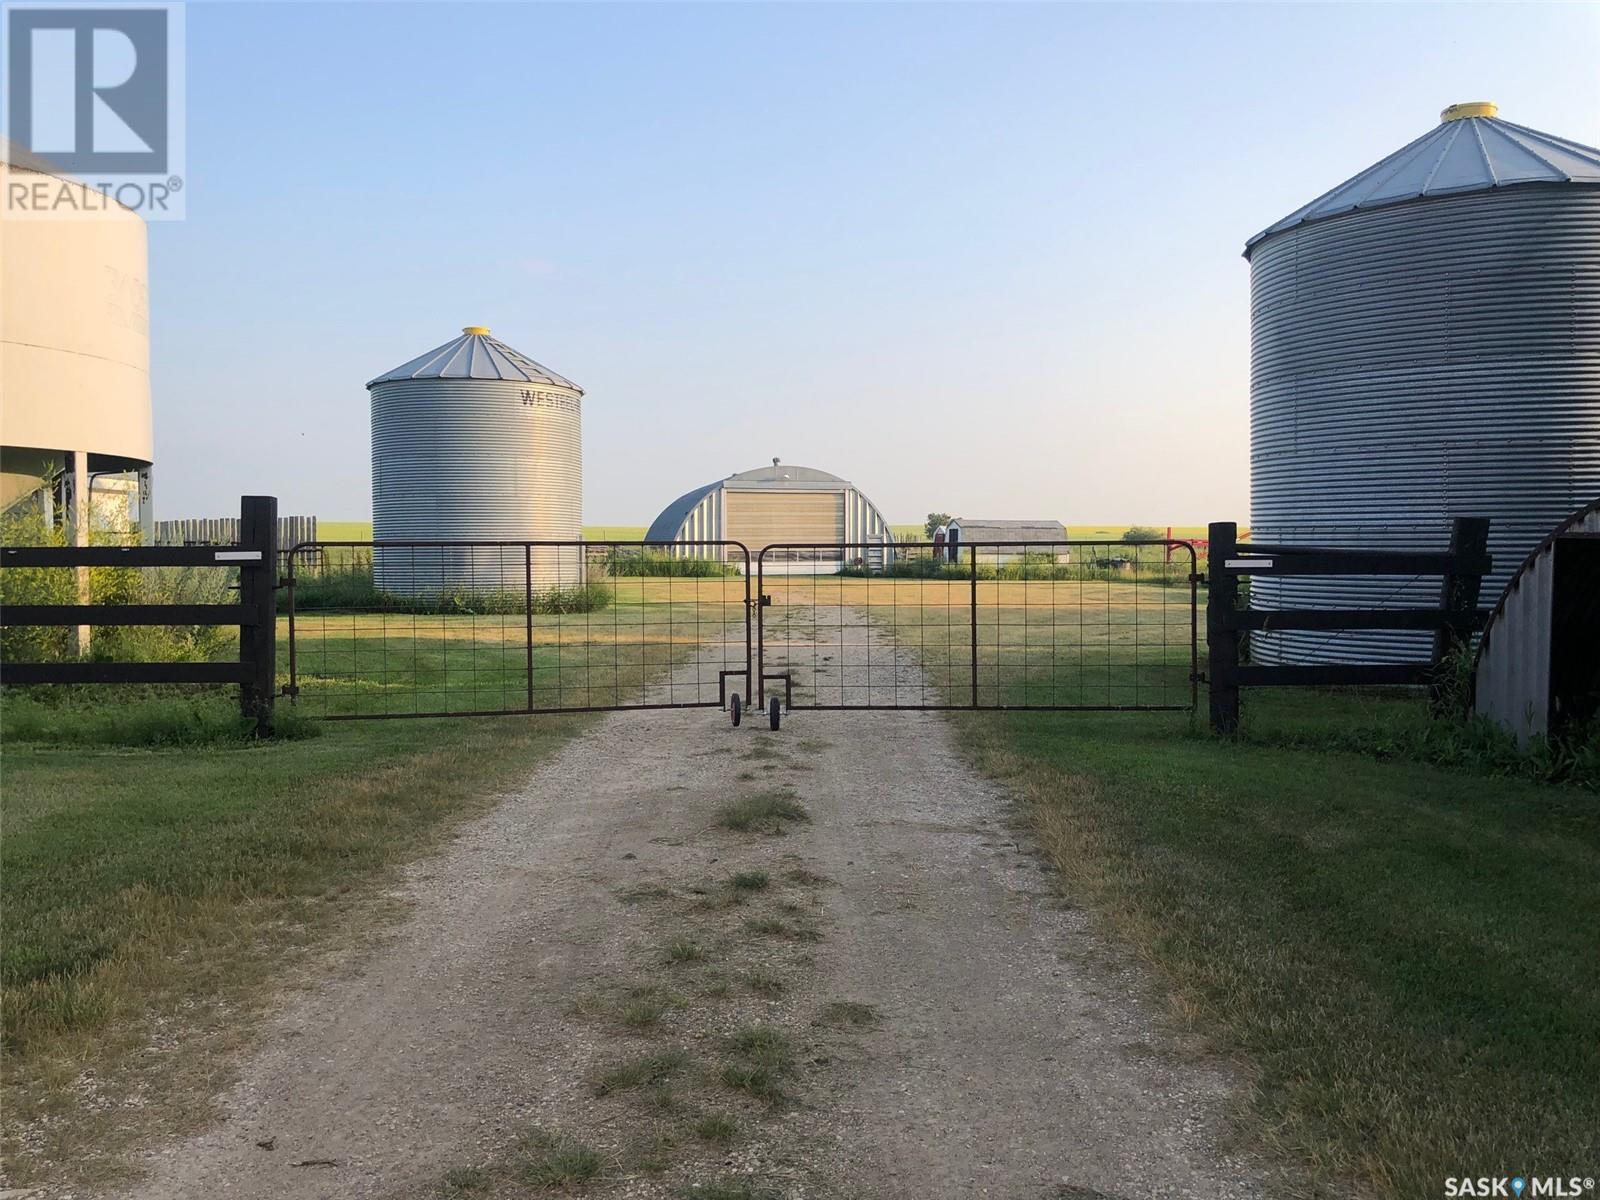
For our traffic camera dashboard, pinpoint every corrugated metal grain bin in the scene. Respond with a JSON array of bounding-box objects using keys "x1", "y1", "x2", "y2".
[
  {"x1": 367, "y1": 327, "x2": 583, "y2": 595},
  {"x1": 1244, "y1": 103, "x2": 1600, "y2": 664}
]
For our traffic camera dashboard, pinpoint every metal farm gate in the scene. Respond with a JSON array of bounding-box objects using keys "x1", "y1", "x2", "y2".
[
  {"x1": 283, "y1": 540, "x2": 753, "y2": 719},
  {"x1": 281, "y1": 537, "x2": 1198, "y2": 726},
  {"x1": 755, "y1": 541, "x2": 1198, "y2": 713}
]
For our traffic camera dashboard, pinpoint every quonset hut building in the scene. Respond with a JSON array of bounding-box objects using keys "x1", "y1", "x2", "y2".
[
  {"x1": 1245, "y1": 102, "x2": 1600, "y2": 664},
  {"x1": 645, "y1": 461, "x2": 894, "y2": 572}
]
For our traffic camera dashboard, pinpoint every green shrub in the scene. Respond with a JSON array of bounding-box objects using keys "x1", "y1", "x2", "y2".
[
  {"x1": 283, "y1": 565, "x2": 610, "y2": 615},
  {"x1": 0, "y1": 506, "x2": 235, "y2": 665},
  {"x1": 601, "y1": 548, "x2": 739, "y2": 577}
]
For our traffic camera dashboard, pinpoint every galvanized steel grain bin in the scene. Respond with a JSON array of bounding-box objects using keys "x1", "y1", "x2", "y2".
[
  {"x1": 368, "y1": 327, "x2": 583, "y2": 596},
  {"x1": 1244, "y1": 103, "x2": 1600, "y2": 665}
]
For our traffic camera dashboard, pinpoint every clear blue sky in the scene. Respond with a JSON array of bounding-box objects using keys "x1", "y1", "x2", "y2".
[{"x1": 150, "y1": 1, "x2": 1600, "y2": 526}]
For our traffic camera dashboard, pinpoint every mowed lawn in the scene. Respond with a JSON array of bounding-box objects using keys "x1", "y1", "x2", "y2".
[
  {"x1": 285, "y1": 577, "x2": 751, "y2": 717},
  {"x1": 0, "y1": 706, "x2": 591, "y2": 1186},
  {"x1": 759, "y1": 574, "x2": 1599, "y2": 1194},
  {"x1": 960, "y1": 701, "x2": 1600, "y2": 1197},
  {"x1": 759, "y1": 572, "x2": 1195, "y2": 709}
]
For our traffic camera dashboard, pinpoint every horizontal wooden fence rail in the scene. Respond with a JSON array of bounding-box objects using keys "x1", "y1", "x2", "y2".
[
  {"x1": 0, "y1": 545, "x2": 266, "y2": 568},
  {"x1": 0, "y1": 496, "x2": 279, "y2": 735},
  {"x1": 1206, "y1": 517, "x2": 1491, "y2": 734}
]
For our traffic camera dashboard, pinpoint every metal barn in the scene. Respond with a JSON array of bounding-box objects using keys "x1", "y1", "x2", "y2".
[
  {"x1": 644, "y1": 461, "x2": 893, "y2": 571},
  {"x1": 1245, "y1": 102, "x2": 1600, "y2": 665},
  {"x1": 1474, "y1": 499, "x2": 1600, "y2": 747},
  {"x1": 943, "y1": 519, "x2": 1068, "y2": 564}
]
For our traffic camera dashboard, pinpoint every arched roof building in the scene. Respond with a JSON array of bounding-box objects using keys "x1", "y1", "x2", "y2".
[{"x1": 645, "y1": 461, "x2": 894, "y2": 570}]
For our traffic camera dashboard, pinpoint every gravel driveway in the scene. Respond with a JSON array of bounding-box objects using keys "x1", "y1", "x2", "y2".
[{"x1": 108, "y1": 615, "x2": 1267, "y2": 1200}]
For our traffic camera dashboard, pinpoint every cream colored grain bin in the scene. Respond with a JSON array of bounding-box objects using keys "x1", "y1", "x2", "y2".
[{"x1": 1, "y1": 139, "x2": 153, "y2": 529}]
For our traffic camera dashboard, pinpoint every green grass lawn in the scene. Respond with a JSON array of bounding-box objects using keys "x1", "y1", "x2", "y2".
[
  {"x1": 759, "y1": 572, "x2": 1195, "y2": 709},
  {"x1": 286, "y1": 579, "x2": 749, "y2": 717},
  {"x1": 960, "y1": 702, "x2": 1600, "y2": 1198},
  {"x1": 0, "y1": 702, "x2": 589, "y2": 1186}
]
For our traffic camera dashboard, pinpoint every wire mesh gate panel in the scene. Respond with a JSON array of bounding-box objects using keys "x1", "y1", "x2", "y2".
[
  {"x1": 756, "y1": 541, "x2": 1198, "y2": 710},
  {"x1": 283, "y1": 541, "x2": 751, "y2": 719}
]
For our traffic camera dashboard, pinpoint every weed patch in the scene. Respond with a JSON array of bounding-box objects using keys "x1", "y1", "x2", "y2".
[
  {"x1": 745, "y1": 970, "x2": 786, "y2": 997},
  {"x1": 720, "y1": 1025, "x2": 797, "y2": 1105},
  {"x1": 692, "y1": 1111, "x2": 740, "y2": 1146},
  {"x1": 661, "y1": 937, "x2": 706, "y2": 965},
  {"x1": 596, "y1": 1047, "x2": 690, "y2": 1096},
  {"x1": 816, "y1": 1001, "x2": 880, "y2": 1028},
  {"x1": 744, "y1": 917, "x2": 821, "y2": 942},
  {"x1": 515, "y1": 1130, "x2": 605, "y2": 1187},
  {"x1": 619, "y1": 885, "x2": 673, "y2": 905},
  {"x1": 714, "y1": 792, "x2": 809, "y2": 834},
  {"x1": 673, "y1": 1181, "x2": 779, "y2": 1200}
]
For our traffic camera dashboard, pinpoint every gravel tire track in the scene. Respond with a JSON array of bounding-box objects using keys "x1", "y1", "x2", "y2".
[{"x1": 103, "y1": 621, "x2": 1270, "y2": 1200}]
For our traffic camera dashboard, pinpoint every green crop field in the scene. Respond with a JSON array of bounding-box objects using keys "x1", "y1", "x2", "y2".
[{"x1": 316, "y1": 520, "x2": 372, "y2": 541}]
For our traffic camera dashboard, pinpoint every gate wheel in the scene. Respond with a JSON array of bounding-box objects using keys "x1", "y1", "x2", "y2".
[
  {"x1": 730, "y1": 693, "x2": 742, "y2": 727},
  {"x1": 768, "y1": 696, "x2": 781, "y2": 730}
]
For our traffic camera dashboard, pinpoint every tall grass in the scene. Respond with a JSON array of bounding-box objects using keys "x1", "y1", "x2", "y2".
[
  {"x1": 600, "y1": 548, "x2": 740, "y2": 578},
  {"x1": 284, "y1": 564, "x2": 611, "y2": 615},
  {"x1": 1, "y1": 686, "x2": 320, "y2": 746}
]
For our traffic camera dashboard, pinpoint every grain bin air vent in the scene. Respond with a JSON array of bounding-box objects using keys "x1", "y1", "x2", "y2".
[
  {"x1": 367, "y1": 326, "x2": 584, "y2": 595},
  {"x1": 1244, "y1": 103, "x2": 1600, "y2": 665}
]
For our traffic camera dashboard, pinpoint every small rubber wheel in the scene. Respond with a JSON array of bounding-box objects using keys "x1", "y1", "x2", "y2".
[
  {"x1": 730, "y1": 693, "x2": 742, "y2": 727},
  {"x1": 768, "y1": 697, "x2": 781, "y2": 730}
]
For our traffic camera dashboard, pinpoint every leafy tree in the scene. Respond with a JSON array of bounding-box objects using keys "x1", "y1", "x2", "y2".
[
  {"x1": 924, "y1": 512, "x2": 952, "y2": 538},
  {"x1": 1123, "y1": 525, "x2": 1164, "y2": 543}
]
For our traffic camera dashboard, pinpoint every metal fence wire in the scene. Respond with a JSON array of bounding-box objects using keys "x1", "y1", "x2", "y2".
[
  {"x1": 756, "y1": 541, "x2": 1198, "y2": 711},
  {"x1": 282, "y1": 540, "x2": 751, "y2": 719}
]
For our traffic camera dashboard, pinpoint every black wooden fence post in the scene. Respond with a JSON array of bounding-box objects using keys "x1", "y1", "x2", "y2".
[
  {"x1": 1207, "y1": 521, "x2": 1241, "y2": 734},
  {"x1": 239, "y1": 495, "x2": 278, "y2": 736},
  {"x1": 1430, "y1": 515, "x2": 1491, "y2": 710},
  {"x1": 969, "y1": 540, "x2": 979, "y2": 708}
]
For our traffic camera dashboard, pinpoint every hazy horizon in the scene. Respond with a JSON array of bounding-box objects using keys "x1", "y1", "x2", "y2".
[{"x1": 149, "y1": 2, "x2": 1600, "y2": 527}]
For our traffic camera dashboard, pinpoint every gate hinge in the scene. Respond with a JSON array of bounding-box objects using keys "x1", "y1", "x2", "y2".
[{"x1": 759, "y1": 594, "x2": 773, "y2": 607}]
